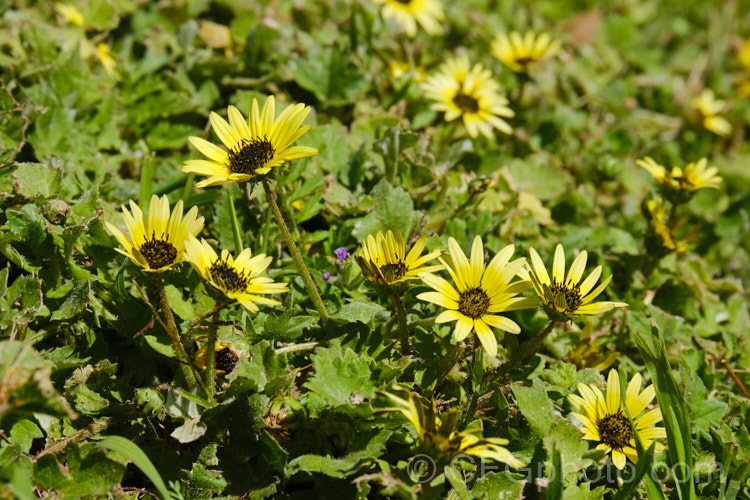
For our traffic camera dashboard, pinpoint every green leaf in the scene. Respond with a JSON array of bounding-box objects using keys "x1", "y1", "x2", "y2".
[
  {"x1": 334, "y1": 301, "x2": 390, "y2": 325},
  {"x1": 512, "y1": 378, "x2": 555, "y2": 436},
  {"x1": 304, "y1": 342, "x2": 375, "y2": 405},
  {"x1": 0, "y1": 341, "x2": 72, "y2": 422},
  {"x1": 291, "y1": 45, "x2": 369, "y2": 107},
  {"x1": 263, "y1": 310, "x2": 318, "y2": 342},
  {"x1": 471, "y1": 471, "x2": 526, "y2": 499},
  {"x1": 97, "y1": 435, "x2": 173, "y2": 500},
  {"x1": 184, "y1": 462, "x2": 227, "y2": 496},
  {"x1": 285, "y1": 428, "x2": 391, "y2": 479},
  {"x1": 9, "y1": 419, "x2": 44, "y2": 453},
  {"x1": 372, "y1": 127, "x2": 418, "y2": 184},
  {"x1": 12, "y1": 163, "x2": 62, "y2": 199},
  {"x1": 632, "y1": 318, "x2": 696, "y2": 500},
  {"x1": 353, "y1": 181, "x2": 414, "y2": 241},
  {"x1": 506, "y1": 157, "x2": 573, "y2": 201}
]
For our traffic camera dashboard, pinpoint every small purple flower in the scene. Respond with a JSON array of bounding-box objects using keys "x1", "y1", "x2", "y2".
[
  {"x1": 335, "y1": 247, "x2": 349, "y2": 269},
  {"x1": 322, "y1": 272, "x2": 331, "y2": 282}
]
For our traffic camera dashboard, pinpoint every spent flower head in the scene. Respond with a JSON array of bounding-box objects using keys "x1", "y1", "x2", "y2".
[
  {"x1": 184, "y1": 96, "x2": 318, "y2": 188},
  {"x1": 422, "y1": 55, "x2": 514, "y2": 138},
  {"x1": 105, "y1": 194, "x2": 204, "y2": 273},
  {"x1": 193, "y1": 342, "x2": 241, "y2": 375},
  {"x1": 373, "y1": 0, "x2": 445, "y2": 38},
  {"x1": 183, "y1": 236, "x2": 288, "y2": 313},
  {"x1": 568, "y1": 370, "x2": 666, "y2": 469},
  {"x1": 491, "y1": 31, "x2": 560, "y2": 74},
  {"x1": 524, "y1": 244, "x2": 627, "y2": 322},
  {"x1": 380, "y1": 387, "x2": 523, "y2": 468},
  {"x1": 417, "y1": 236, "x2": 537, "y2": 356},
  {"x1": 355, "y1": 230, "x2": 442, "y2": 289}
]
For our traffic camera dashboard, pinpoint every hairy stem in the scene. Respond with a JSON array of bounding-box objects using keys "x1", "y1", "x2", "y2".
[
  {"x1": 392, "y1": 294, "x2": 410, "y2": 355},
  {"x1": 484, "y1": 320, "x2": 556, "y2": 386},
  {"x1": 262, "y1": 179, "x2": 330, "y2": 324},
  {"x1": 155, "y1": 277, "x2": 199, "y2": 388}
]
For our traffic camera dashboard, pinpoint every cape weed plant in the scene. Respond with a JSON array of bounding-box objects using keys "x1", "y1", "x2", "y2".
[{"x1": 0, "y1": 0, "x2": 747, "y2": 498}]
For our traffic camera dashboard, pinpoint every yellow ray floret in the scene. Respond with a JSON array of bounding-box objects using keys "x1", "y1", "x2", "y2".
[
  {"x1": 491, "y1": 31, "x2": 560, "y2": 73},
  {"x1": 525, "y1": 243, "x2": 627, "y2": 320},
  {"x1": 184, "y1": 96, "x2": 318, "y2": 188},
  {"x1": 417, "y1": 236, "x2": 537, "y2": 357},
  {"x1": 373, "y1": 0, "x2": 445, "y2": 38},
  {"x1": 183, "y1": 236, "x2": 288, "y2": 313},
  {"x1": 568, "y1": 370, "x2": 666, "y2": 470},
  {"x1": 355, "y1": 230, "x2": 443, "y2": 286},
  {"x1": 105, "y1": 194, "x2": 204, "y2": 273}
]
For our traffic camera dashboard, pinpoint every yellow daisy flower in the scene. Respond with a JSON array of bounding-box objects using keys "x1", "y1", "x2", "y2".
[
  {"x1": 417, "y1": 236, "x2": 537, "y2": 357},
  {"x1": 422, "y1": 56, "x2": 514, "y2": 138},
  {"x1": 373, "y1": 0, "x2": 445, "y2": 38},
  {"x1": 54, "y1": 2, "x2": 84, "y2": 27},
  {"x1": 568, "y1": 370, "x2": 666, "y2": 470},
  {"x1": 355, "y1": 230, "x2": 443, "y2": 287},
  {"x1": 691, "y1": 89, "x2": 732, "y2": 137},
  {"x1": 193, "y1": 342, "x2": 241, "y2": 374},
  {"x1": 105, "y1": 194, "x2": 204, "y2": 273},
  {"x1": 637, "y1": 157, "x2": 722, "y2": 197},
  {"x1": 183, "y1": 236, "x2": 288, "y2": 313},
  {"x1": 381, "y1": 387, "x2": 523, "y2": 468},
  {"x1": 565, "y1": 322, "x2": 619, "y2": 371},
  {"x1": 644, "y1": 198, "x2": 690, "y2": 254},
  {"x1": 184, "y1": 96, "x2": 318, "y2": 188},
  {"x1": 491, "y1": 31, "x2": 560, "y2": 73},
  {"x1": 526, "y1": 244, "x2": 627, "y2": 321}
]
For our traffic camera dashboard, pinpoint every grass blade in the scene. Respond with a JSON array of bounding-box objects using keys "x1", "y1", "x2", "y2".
[{"x1": 97, "y1": 435, "x2": 172, "y2": 500}]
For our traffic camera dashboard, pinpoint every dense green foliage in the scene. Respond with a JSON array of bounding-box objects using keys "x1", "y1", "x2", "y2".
[{"x1": 1, "y1": 0, "x2": 749, "y2": 498}]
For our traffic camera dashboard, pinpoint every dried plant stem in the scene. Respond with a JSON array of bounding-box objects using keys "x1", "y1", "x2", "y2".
[{"x1": 262, "y1": 179, "x2": 330, "y2": 324}]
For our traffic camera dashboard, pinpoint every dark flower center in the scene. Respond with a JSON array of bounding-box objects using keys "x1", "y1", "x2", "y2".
[
  {"x1": 598, "y1": 410, "x2": 634, "y2": 450},
  {"x1": 393, "y1": 0, "x2": 412, "y2": 4},
  {"x1": 458, "y1": 287, "x2": 490, "y2": 319},
  {"x1": 209, "y1": 259, "x2": 249, "y2": 293},
  {"x1": 227, "y1": 137, "x2": 275, "y2": 175},
  {"x1": 514, "y1": 56, "x2": 535, "y2": 69},
  {"x1": 215, "y1": 346, "x2": 240, "y2": 373},
  {"x1": 452, "y1": 91, "x2": 480, "y2": 113},
  {"x1": 140, "y1": 233, "x2": 177, "y2": 269},
  {"x1": 548, "y1": 279, "x2": 582, "y2": 313},
  {"x1": 380, "y1": 260, "x2": 407, "y2": 283}
]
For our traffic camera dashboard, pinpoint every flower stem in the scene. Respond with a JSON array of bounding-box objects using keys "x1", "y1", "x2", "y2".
[
  {"x1": 463, "y1": 337, "x2": 482, "y2": 425},
  {"x1": 204, "y1": 334, "x2": 216, "y2": 396},
  {"x1": 226, "y1": 189, "x2": 243, "y2": 253},
  {"x1": 483, "y1": 320, "x2": 556, "y2": 386},
  {"x1": 262, "y1": 179, "x2": 330, "y2": 324},
  {"x1": 391, "y1": 294, "x2": 409, "y2": 355},
  {"x1": 155, "y1": 277, "x2": 198, "y2": 387}
]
